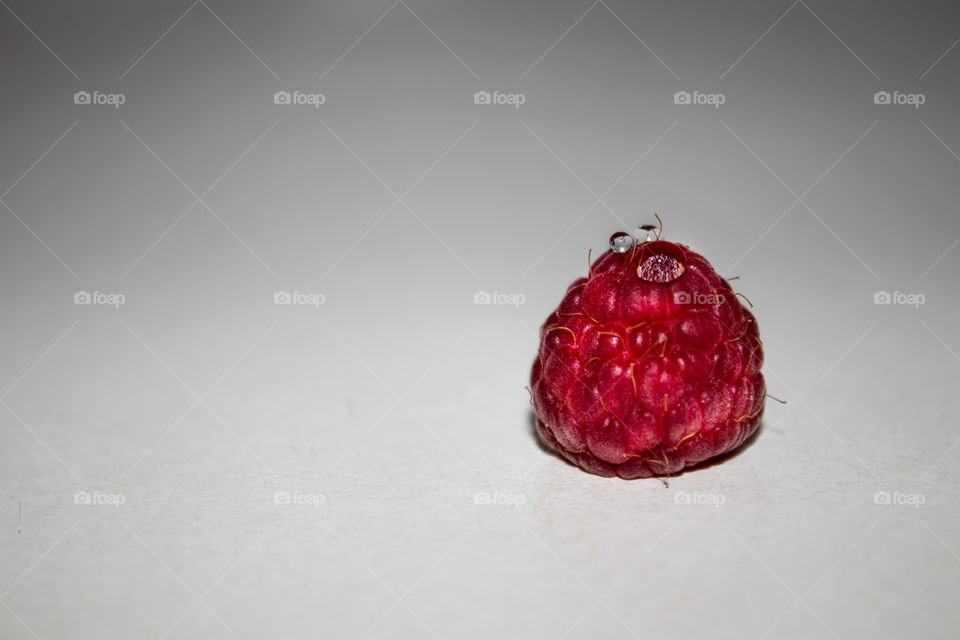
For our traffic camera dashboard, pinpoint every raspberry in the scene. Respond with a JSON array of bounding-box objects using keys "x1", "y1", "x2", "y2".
[{"x1": 530, "y1": 229, "x2": 765, "y2": 478}]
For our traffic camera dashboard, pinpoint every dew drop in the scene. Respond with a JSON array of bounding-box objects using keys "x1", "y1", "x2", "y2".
[
  {"x1": 639, "y1": 224, "x2": 658, "y2": 242},
  {"x1": 609, "y1": 231, "x2": 634, "y2": 253},
  {"x1": 638, "y1": 253, "x2": 684, "y2": 283}
]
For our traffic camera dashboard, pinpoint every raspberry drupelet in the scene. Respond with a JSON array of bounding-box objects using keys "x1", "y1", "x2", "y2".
[{"x1": 530, "y1": 226, "x2": 765, "y2": 478}]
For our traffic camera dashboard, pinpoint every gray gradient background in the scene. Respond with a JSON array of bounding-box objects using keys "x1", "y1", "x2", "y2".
[{"x1": 1, "y1": 1, "x2": 959, "y2": 638}]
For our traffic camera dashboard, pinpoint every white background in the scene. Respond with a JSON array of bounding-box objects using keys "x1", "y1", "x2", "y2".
[{"x1": 1, "y1": 1, "x2": 958, "y2": 638}]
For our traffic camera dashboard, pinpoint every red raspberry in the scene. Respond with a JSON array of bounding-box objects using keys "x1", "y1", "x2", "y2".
[{"x1": 530, "y1": 231, "x2": 765, "y2": 478}]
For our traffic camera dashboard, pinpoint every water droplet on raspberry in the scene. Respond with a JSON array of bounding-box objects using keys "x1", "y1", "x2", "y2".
[
  {"x1": 609, "y1": 232, "x2": 634, "y2": 253},
  {"x1": 638, "y1": 253, "x2": 684, "y2": 283},
  {"x1": 638, "y1": 224, "x2": 658, "y2": 242}
]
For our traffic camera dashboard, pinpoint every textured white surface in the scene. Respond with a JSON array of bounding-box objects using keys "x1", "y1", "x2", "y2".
[{"x1": 2, "y1": 2, "x2": 960, "y2": 638}]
